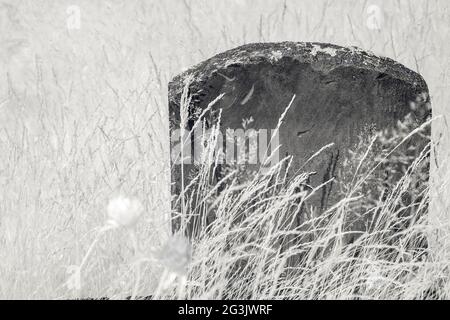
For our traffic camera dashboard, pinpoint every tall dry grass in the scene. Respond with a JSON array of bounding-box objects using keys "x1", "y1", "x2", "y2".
[
  {"x1": 0, "y1": 0, "x2": 449, "y2": 299},
  {"x1": 159, "y1": 86, "x2": 445, "y2": 300}
]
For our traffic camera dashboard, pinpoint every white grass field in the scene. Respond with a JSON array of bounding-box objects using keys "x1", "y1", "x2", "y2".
[{"x1": 0, "y1": 0, "x2": 449, "y2": 299}]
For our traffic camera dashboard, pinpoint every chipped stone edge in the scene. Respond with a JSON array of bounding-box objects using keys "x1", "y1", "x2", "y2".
[{"x1": 168, "y1": 41, "x2": 428, "y2": 107}]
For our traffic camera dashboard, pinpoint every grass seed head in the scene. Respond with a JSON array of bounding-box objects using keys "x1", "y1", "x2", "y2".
[
  {"x1": 156, "y1": 235, "x2": 192, "y2": 276},
  {"x1": 106, "y1": 196, "x2": 143, "y2": 228}
]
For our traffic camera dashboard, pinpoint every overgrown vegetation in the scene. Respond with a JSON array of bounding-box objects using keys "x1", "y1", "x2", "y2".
[
  {"x1": 0, "y1": 0, "x2": 449, "y2": 299},
  {"x1": 164, "y1": 87, "x2": 442, "y2": 300}
]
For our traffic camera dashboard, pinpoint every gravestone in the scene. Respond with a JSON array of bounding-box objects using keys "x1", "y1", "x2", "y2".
[{"x1": 168, "y1": 42, "x2": 431, "y2": 236}]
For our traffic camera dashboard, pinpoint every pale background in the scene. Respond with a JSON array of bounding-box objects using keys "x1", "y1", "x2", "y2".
[{"x1": 0, "y1": 0, "x2": 448, "y2": 298}]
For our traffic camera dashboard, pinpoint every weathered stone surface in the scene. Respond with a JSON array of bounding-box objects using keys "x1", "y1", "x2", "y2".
[{"x1": 168, "y1": 42, "x2": 430, "y2": 234}]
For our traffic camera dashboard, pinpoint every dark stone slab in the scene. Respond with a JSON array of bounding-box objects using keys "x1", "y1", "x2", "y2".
[{"x1": 168, "y1": 42, "x2": 430, "y2": 235}]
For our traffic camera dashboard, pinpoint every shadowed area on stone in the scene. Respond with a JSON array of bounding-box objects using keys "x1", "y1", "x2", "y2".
[{"x1": 168, "y1": 42, "x2": 431, "y2": 237}]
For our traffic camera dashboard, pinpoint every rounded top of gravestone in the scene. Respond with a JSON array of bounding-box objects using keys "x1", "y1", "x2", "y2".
[{"x1": 169, "y1": 42, "x2": 428, "y2": 104}]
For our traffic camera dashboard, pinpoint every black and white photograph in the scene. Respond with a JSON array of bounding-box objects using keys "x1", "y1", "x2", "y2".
[{"x1": 0, "y1": 0, "x2": 449, "y2": 302}]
